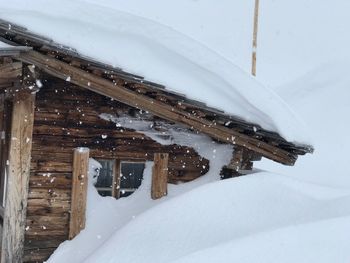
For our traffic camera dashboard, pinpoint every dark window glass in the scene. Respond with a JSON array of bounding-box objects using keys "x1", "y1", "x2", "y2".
[
  {"x1": 119, "y1": 191, "x2": 134, "y2": 198},
  {"x1": 120, "y1": 162, "x2": 145, "y2": 190},
  {"x1": 95, "y1": 159, "x2": 114, "y2": 197},
  {"x1": 97, "y1": 190, "x2": 112, "y2": 197}
]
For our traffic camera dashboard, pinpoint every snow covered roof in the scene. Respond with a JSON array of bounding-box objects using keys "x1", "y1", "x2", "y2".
[{"x1": 0, "y1": 2, "x2": 313, "y2": 165}]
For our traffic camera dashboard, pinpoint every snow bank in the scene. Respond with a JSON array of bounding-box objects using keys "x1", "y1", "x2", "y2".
[
  {"x1": 82, "y1": 174, "x2": 350, "y2": 263},
  {"x1": 49, "y1": 171, "x2": 350, "y2": 263},
  {"x1": 257, "y1": 61, "x2": 350, "y2": 188},
  {"x1": 170, "y1": 215, "x2": 350, "y2": 263},
  {"x1": 0, "y1": 0, "x2": 310, "y2": 144}
]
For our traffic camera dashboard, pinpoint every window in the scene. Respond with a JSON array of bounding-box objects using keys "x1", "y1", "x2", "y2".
[
  {"x1": 94, "y1": 159, "x2": 115, "y2": 197},
  {"x1": 94, "y1": 159, "x2": 145, "y2": 198},
  {"x1": 119, "y1": 161, "x2": 145, "y2": 197}
]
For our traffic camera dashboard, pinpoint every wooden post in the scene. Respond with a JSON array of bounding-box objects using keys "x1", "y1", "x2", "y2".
[
  {"x1": 1, "y1": 92, "x2": 35, "y2": 263},
  {"x1": 151, "y1": 153, "x2": 169, "y2": 200},
  {"x1": 220, "y1": 147, "x2": 261, "y2": 179},
  {"x1": 251, "y1": 0, "x2": 260, "y2": 76},
  {"x1": 69, "y1": 147, "x2": 89, "y2": 240}
]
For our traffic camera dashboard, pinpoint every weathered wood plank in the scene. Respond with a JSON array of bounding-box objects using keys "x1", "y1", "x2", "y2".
[
  {"x1": 151, "y1": 153, "x2": 169, "y2": 199},
  {"x1": 1, "y1": 92, "x2": 35, "y2": 263},
  {"x1": 69, "y1": 147, "x2": 89, "y2": 239},
  {"x1": 29, "y1": 173, "x2": 72, "y2": 189},
  {"x1": 0, "y1": 61, "x2": 22, "y2": 79},
  {"x1": 23, "y1": 247, "x2": 56, "y2": 263},
  {"x1": 24, "y1": 237, "x2": 66, "y2": 250}
]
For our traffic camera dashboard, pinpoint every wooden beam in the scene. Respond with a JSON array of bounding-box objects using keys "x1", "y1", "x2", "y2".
[
  {"x1": 1, "y1": 92, "x2": 35, "y2": 263},
  {"x1": 0, "y1": 61, "x2": 22, "y2": 80},
  {"x1": 69, "y1": 147, "x2": 89, "y2": 240},
  {"x1": 151, "y1": 153, "x2": 169, "y2": 200},
  {"x1": 221, "y1": 147, "x2": 259, "y2": 179},
  {"x1": 18, "y1": 50, "x2": 297, "y2": 165}
]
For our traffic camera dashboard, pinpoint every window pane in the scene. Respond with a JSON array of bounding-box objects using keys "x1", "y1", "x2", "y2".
[
  {"x1": 98, "y1": 190, "x2": 112, "y2": 197},
  {"x1": 119, "y1": 190, "x2": 134, "y2": 198},
  {"x1": 120, "y1": 162, "x2": 145, "y2": 189},
  {"x1": 95, "y1": 159, "x2": 114, "y2": 189}
]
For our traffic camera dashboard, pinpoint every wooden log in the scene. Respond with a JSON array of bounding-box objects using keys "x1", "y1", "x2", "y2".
[
  {"x1": 151, "y1": 153, "x2": 169, "y2": 200},
  {"x1": 1, "y1": 92, "x2": 35, "y2": 263},
  {"x1": 29, "y1": 173, "x2": 72, "y2": 189},
  {"x1": 68, "y1": 147, "x2": 89, "y2": 239}
]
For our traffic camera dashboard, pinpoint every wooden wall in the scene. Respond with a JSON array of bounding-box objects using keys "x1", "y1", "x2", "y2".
[{"x1": 23, "y1": 77, "x2": 209, "y2": 262}]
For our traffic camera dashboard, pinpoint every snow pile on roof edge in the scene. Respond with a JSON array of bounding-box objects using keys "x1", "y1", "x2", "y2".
[{"x1": 0, "y1": 0, "x2": 311, "y2": 145}]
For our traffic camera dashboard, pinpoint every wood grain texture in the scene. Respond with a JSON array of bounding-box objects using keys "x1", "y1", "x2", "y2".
[
  {"x1": 69, "y1": 148, "x2": 89, "y2": 240},
  {"x1": 0, "y1": 61, "x2": 22, "y2": 80},
  {"x1": 1, "y1": 92, "x2": 35, "y2": 263},
  {"x1": 151, "y1": 153, "x2": 169, "y2": 200}
]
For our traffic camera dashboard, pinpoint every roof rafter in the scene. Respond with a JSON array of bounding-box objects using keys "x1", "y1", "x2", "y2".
[{"x1": 18, "y1": 50, "x2": 298, "y2": 165}]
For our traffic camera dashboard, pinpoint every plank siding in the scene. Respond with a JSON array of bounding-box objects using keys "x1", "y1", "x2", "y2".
[{"x1": 24, "y1": 77, "x2": 209, "y2": 262}]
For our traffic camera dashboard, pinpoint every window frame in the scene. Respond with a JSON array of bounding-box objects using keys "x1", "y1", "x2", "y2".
[{"x1": 94, "y1": 157, "x2": 146, "y2": 199}]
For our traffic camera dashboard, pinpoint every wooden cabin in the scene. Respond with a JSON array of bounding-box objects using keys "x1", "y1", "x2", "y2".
[{"x1": 0, "y1": 19, "x2": 312, "y2": 263}]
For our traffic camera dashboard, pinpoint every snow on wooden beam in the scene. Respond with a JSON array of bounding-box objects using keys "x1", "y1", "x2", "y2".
[
  {"x1": 17, "y1": 50, "x2": 298, "y2": 165},
  {"x1": 152, "y1": 153, "x2": 169, "y2": 200},
  {"x1": 1, "y1": 92, "x2": 35, "y2": 263},
  {"x1": 69, "y1": 147, "x2": 90, "y2": 240}
]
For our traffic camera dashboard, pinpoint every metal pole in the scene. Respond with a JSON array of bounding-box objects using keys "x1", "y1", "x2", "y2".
[{"x1": 251, "y1": 0, "x2": 260, "y2": 76}]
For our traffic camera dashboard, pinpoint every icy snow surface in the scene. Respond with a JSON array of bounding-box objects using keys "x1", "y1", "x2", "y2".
[{"x1": 0, "y1": 0, "x2": 311, "y2": 144}]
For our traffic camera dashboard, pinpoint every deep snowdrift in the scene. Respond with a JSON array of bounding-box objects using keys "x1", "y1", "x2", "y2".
[
  {"x1": 48, "y1": 169, "x2": 350, "y2": 263},
  {"x1": 83, "y1": 174, "x2": 350, "y2": 263},
  {"x1": 257, "y1": 62, "x2": 350, "y2": 188},
  {"x1": 0, "y1": 0, "x2": 310, "y2": 144}
]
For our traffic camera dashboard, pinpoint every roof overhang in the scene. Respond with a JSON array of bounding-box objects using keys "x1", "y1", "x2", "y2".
[
  {"x1": 0, "y1": 18, "x2": 314, "y2": 166},
  {"x1": 0, "y1": 37, "x2": 32, "y2": 57}
]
